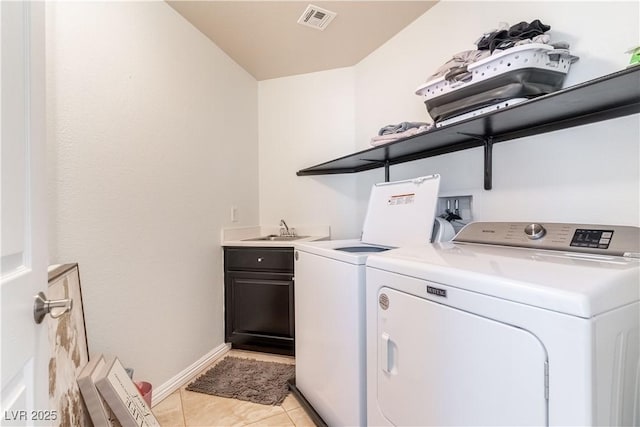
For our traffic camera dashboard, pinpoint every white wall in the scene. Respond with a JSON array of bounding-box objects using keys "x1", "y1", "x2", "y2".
[
  {"x1": 259, "y1": 1, "x2": 639, "y2": 236},
  {"x1": 46, "y1": 1, "x2": 259, "y2": 386},
  {"x1": 258, "y1": 68, "x2": 360, "y2": 239}
]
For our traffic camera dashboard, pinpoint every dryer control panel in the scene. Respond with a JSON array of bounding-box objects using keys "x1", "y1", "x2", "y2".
[{"x1": 454, "y1": 222, "x2": 640, "y2": 257}]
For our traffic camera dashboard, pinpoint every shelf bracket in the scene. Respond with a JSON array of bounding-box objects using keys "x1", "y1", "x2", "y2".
[
  {"x1": 384, "y1": 160, "x2": 390, "y2": 182},
  {"x1": 360, "y1": 159, "x2": 391, "y2": 182},
  {"x1": 458, "y1": 133, "x2": 494, "y2": 190},
  {"x1": 483, "y1": 136, "x2": 493, "y2": 190}
]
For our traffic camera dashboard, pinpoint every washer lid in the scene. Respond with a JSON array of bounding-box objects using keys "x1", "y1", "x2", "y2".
[{"x1": 361, "y1": 175, "x2": 440, "y2": 248}]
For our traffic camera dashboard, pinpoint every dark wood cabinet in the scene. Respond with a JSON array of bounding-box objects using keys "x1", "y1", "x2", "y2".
[{"x1": 224, "y1": 247, "x2": 295, "y2": 355}]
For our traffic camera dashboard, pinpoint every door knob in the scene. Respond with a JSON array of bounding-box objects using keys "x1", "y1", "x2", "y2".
[{"x1": 33, "y1": 291, "x2": 73, "y2": 324}]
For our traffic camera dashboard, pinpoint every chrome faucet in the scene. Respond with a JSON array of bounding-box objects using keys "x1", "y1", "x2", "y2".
[{"x1": 280, "y1": 219, "x2": 295, "y2": 237}]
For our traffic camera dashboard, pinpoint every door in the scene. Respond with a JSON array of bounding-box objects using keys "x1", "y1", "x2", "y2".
[
  {"x1": 376, "y1": 286, "x2": 548, "y2": 426},
  {"x1": 1, "y1": 1, "x2": 50, "y2": 424}
]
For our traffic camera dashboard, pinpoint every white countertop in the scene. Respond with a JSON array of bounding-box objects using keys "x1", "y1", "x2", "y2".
[{"x1": 221, "y1": 225, "x2": 330, "y2": 247}]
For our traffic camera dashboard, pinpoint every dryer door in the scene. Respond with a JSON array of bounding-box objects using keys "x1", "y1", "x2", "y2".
[{"x1": 377, "y1": 287, "x2": 548, "y2": 426}]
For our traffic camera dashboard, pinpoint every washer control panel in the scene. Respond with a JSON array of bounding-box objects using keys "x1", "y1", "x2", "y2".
[
  {"x1": 454, "y1": 222, "x2": 640, "y2": 257},
  {"x1": 570, "y1": 229, "x2": 613, "y2": 250}
]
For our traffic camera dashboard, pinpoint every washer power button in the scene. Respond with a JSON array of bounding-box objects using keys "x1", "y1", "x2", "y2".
[{"x1": 524, "y1": 223, "x2": 546, "y2": 240}]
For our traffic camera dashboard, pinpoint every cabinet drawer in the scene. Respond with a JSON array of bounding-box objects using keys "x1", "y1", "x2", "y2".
[{"x1": 225, "y1": 247, "x2": 293, "y2": 272}]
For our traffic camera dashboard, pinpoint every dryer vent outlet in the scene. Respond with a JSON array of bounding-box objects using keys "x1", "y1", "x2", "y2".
[{"x1": 297, "y1": 4, "x2": 337, "y2": 31}]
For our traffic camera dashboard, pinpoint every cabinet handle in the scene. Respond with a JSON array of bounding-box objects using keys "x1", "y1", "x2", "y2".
[{"x1": 257, "y1": 257, "x2": 263, "y2": 262}]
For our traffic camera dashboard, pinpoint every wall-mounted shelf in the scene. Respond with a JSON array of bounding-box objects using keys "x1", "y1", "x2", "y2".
[{"x1": 296, "y1": 66, "x2": 640, "y2": 189}]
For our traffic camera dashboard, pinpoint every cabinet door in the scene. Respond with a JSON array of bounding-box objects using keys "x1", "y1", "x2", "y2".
[{"x1": 225, "y1": 271, "x2": 295, "y2": 353}]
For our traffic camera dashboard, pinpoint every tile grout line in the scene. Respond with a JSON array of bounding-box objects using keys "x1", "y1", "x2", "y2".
[
  {"x1": 239, "y1": 396, "x2": 290, "y2": 426},
  {"x1": 179, "y1": 387, "x2": 188, "y2": 427},
  {"x1": 283, "y1": 406, "x2": 297, "y2": 427},
  {"x1": 178, "y1": 351, "x2": 228, "y2": 427}
]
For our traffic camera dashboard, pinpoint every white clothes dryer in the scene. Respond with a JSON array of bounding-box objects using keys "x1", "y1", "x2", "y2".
[
  {"x1": 366, "y1": 222, "x2": 640, "y2": 426},
  {"x1": 293, "y1": 175, "x2": 441, "y2": 426}
]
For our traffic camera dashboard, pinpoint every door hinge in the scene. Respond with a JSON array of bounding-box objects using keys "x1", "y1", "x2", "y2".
[{"x1": 544, "y1": 361, "x2": 549, "y2": 400}]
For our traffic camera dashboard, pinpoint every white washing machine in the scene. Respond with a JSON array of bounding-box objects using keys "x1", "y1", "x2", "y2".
[
  {"x1": 366, "y1": 222, "x2": 640, "y2": 426},
  {"x1": 293, "y1": 175, "x2": 442, "y2": 426}
]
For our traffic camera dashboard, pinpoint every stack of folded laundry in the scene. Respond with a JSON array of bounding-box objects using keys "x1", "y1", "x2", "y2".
[
  {"x1": 415, "y1": 19, "x2": 579, "y2": 126},
  {"x1": 370, "y1": 121, "x2": 433, "y2": 147}
]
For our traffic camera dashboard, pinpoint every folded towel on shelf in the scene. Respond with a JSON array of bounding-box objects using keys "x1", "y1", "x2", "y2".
[
  {"x1": 378, "y1": 121, "x2": 429, "y2": 136},
  {"x1": 371, "y1": 124, "x2": 432, "y2": 147}
]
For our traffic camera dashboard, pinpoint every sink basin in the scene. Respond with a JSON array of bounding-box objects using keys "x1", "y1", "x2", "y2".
[{"x1": 243, "y1": 235, "x2": 309, "y2": 242}]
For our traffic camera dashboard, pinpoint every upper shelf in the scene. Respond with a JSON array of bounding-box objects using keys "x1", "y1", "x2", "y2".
[{"x1": 296, "y1": 66, "x2": 640, "y2": 177}]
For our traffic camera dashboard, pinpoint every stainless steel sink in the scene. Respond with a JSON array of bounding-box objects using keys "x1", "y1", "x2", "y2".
[{"x1": 243, "y1": 235, "x2": 309, "y2": 242}]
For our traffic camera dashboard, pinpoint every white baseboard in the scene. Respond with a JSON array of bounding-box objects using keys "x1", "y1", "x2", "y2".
[{"x1": 151, "y1": 343, "x2": 230, "y2": 407}]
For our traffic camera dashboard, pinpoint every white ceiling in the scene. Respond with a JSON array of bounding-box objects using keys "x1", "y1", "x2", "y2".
[{"x1": 167, "y1": 1, "x2": 437, "y2": 80}]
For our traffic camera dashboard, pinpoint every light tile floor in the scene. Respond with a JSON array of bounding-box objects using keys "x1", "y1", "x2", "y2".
[{"x1": 152, "y1": 350, "x2": 316, "y2": 427}]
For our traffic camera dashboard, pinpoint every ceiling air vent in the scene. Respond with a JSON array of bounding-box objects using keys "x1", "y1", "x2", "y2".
[{"x1": 297, "y1": 4, "x2": 337, "y2": 31}]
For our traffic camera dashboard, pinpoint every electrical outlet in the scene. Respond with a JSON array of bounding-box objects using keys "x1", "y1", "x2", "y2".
[{"x1": 231, "y1": 206, "x2": 239, "y2": 222}]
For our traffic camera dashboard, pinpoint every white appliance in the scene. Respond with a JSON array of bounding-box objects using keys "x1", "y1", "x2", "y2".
[
  {"x1": 294, "y1": 175, "x2": 441, "y2": 426},
  {"x1": 366, "y1": 222, "x2": 640, "y2": 426}
]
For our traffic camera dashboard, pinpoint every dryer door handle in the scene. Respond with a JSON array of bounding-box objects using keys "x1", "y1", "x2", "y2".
[{"x1": 380, "y1": 332, "x2": 392, "y2": 373}]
